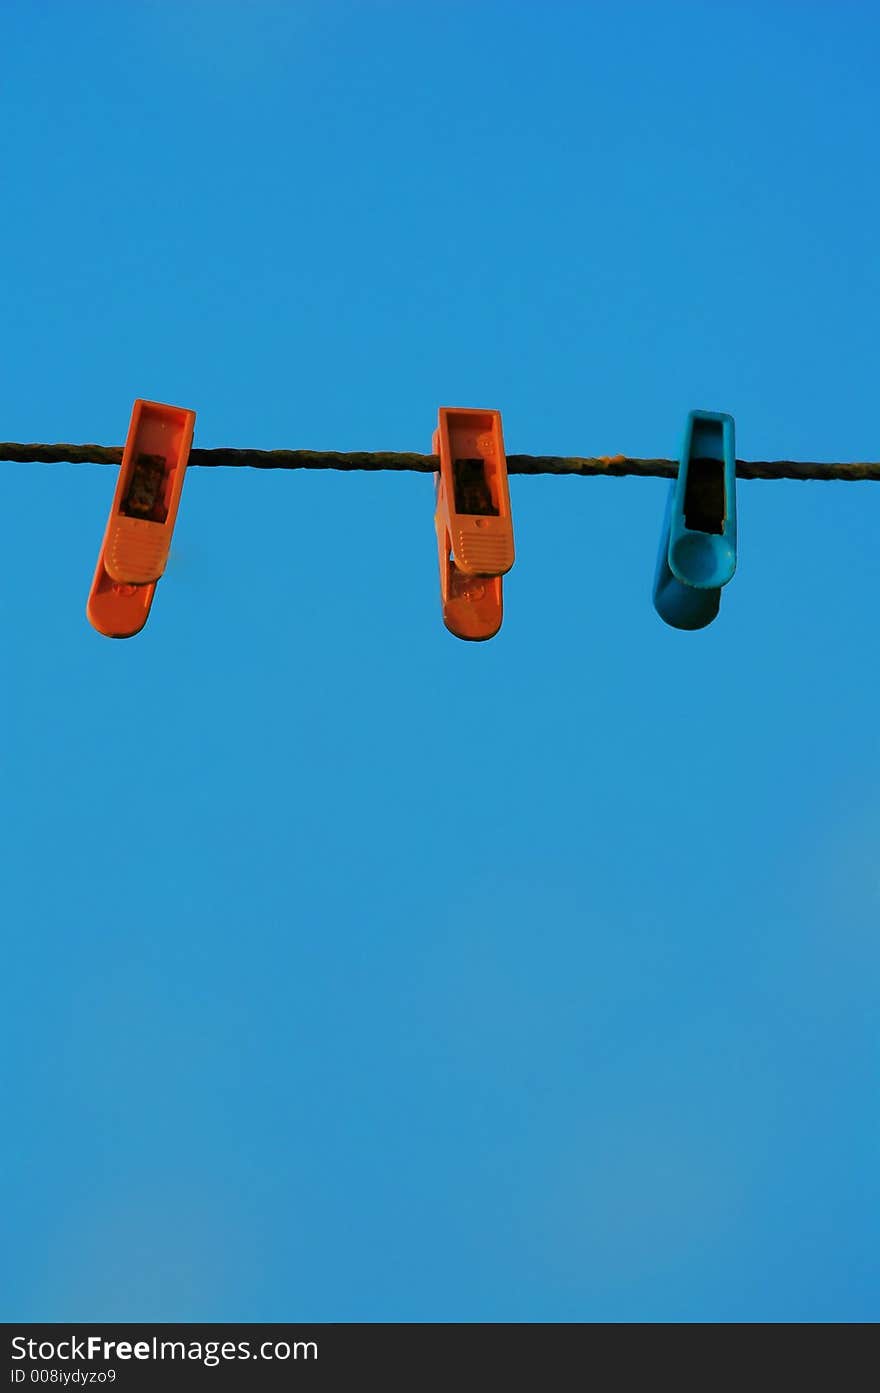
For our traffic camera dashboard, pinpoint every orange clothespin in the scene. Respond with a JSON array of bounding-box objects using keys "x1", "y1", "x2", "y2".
[
  {"x1": 87, "y1": 399, "x2": 196, "y2": 638},
  {"x1": 432, "y1": 406, "x2": 515, "y2": 640}
]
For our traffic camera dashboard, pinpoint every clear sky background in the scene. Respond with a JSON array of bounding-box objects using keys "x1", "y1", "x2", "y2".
[{"x1": 2, "y1": 1, "x2": 878, "y2": 1323}]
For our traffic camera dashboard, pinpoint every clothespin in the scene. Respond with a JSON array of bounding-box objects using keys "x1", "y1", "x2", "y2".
[
  {"x1": 87, "y1": 399, "x2": 195, "y2": 638},
  {"x1": 432, "y1": 407, "x2": 515, "y2": 640},
  {"x1": 653, "y1": 409, "x2": 737, "y2": 630}
]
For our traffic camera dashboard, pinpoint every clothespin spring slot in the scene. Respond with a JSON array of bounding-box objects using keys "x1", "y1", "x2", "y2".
[
  {"x1": 684, "y1": 457, "x2": 726, "y2": 535},
  {"x1": 453, "y1": 457, "x2": 501, "y2": 517},
  {"x1": 122, "y1": 453, "x2": 170, "y2": 522}
]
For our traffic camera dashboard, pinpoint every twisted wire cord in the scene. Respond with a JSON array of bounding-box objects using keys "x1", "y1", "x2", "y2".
[{"x1": 1, "y1": 442, "x2": 879, "y2": 481}]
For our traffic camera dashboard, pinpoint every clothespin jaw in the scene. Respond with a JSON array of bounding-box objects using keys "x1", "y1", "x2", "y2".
[
  {"x1": 653, "y1": 409, "x2": 737, "y2": 630},
  {"x1": 86, "y1": 399, "x2": 195, "y2": 638},
  {"x1": 86, "y1": 562, "x2": 156, "y2": 640},
  {"x1": 433, "y1": 407, "x2": 515, "y2": 641}
]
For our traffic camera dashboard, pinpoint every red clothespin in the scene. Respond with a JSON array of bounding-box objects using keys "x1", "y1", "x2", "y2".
[
  {"x1": 432, "y1": 407, "x2": 515, "y2": 640},
  {"x1": 87, "y1": 399, "x2": 196, "y2": 638}
]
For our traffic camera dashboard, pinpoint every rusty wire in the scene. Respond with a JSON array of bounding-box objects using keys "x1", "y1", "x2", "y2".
[{"x1": 2, "y1": 442, "x2": 879, "y2": 480}]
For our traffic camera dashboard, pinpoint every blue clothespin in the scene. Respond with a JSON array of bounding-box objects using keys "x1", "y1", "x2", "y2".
[{"x1": 653, "y1": 410, "x2": 737, "y2": 630}]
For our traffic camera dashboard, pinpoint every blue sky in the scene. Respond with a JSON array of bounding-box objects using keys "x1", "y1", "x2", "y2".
[{"x1": 2, "y1": 0, "x2": 878, "y2": 1322}]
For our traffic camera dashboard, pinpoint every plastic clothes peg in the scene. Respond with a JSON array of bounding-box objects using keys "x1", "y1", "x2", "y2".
[
  {"x1": 86, "y1": 399, "x2": 195, "y2": 638},
  {"x1": 653, "y1": 409, "x2": 737, "y2": 630},
  {"x1": 433, "y1": 407, "x2": 515, "y2": 641}
]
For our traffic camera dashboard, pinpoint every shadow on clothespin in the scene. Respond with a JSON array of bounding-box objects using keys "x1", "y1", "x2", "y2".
[
  {"x1": 87, "y1": 399, "x2": 196, "y2": 638},
  {"x1": 432, "y1": 407, "x2": 515, "y2": 641},
  {"x1": 653, "y1": 409, "x2": 737, "y2": 631}
]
